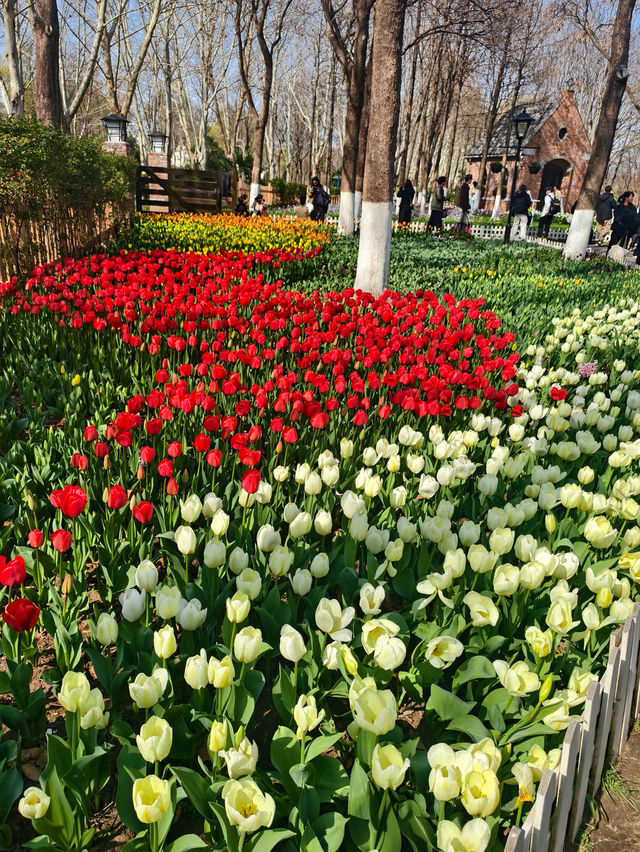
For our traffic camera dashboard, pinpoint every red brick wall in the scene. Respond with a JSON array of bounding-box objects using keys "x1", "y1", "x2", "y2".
[{"x1": 466, "y1": 91, "x2": 591, "y2": 212}]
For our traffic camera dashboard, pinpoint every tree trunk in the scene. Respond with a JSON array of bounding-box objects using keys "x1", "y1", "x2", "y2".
[
  {"x1": 565, "y1": 0, "x2": 636, "y2": 259},
  {"x1": 325, "y1": 55, "x2": 336, "y2": 184},
  {"x1": 476, "y1": 31, "x2": 511, "y2": 202},
  {"x1": 355, "y1": 54, "x2": 373, "y2": 218},
  {"x1": 251, "y1": 116, "x2": 267, "y2": 203},
  {"x1": 33, "y1": 0, "x2": 62, "y2": 126},
  {"x1": 355, "y1": 0, "x2": 406, "y2": 295},
  {"x1": 3, "y1": 0, "x2": 24, "y2": 115}
]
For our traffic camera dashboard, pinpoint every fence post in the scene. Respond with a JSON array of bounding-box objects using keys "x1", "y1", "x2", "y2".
[
  {"x1": 568, "y1": 679, "x2": 602, "y2": 842},
  {"x1": 530, "y1": 769, "x2": 557, "y2": 852},
  {"x1": 591, "y1": 633, "x2": 622, "y2": 791},
  {"x1": 549, "y1": 721, "x2": 580, "y2": 852}
]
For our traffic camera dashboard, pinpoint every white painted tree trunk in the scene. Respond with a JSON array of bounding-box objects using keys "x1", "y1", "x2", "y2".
[
  {"x1": 491, "y1": 190, "x2": 502, "y2": 220},
  {"x1": 338, "y1": 190, "x2": 355, "y2": 235},
  {"x1": 354, "y1": 201, "x2": 392, "y2": 295},
  {"x1": 249, "y1": 183, "x2": 260, "y2": 206},
  {"x1": 564, "y1": 208, "x2": 595, "y2": 259},
  {"x1": 418, "y1": 190, "x2": 427, "y2": 215},
  {"x1": 354, "y1": 190, "x2": 362, "y2": 219}
]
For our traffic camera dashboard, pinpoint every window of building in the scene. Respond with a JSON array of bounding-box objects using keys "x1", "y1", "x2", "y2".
[{"x1": 558, "y1": 127, "x2": 568, "y2": 140}]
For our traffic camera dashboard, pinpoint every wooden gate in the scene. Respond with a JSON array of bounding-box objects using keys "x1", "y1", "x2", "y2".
[{"x1": 136, "y1": 166, "x2": 231, "y2": 214}]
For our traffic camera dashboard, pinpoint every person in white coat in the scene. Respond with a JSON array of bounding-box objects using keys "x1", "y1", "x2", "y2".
[{"x1": 537, "y1": 187, "x2": 559, "y2": 238}]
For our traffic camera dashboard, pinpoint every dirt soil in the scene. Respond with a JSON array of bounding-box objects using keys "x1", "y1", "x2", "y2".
[{"x1": 581, "y1": 729, "x2": 640, "y2": 851}]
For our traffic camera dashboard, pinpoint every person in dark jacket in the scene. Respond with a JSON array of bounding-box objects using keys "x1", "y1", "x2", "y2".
[
  {"x1": 309, "y1": 176, "x2": 330, "y2": 222},
  {"x1": 235, "y1": 194, "x2": 249, "y2": 217},
  {"x1": 595, "y1": 185, "x2": 616, "y2": 243},
  {"x1": 397, "y1": 179, "x2": 415, "y2": 225},
  {"x1": 428, "y1": 176, "x2": 448, "y2": 229},
  {"x1": 455, "y1": 173, "x2": 473, "y2": 230},
  {"x1": 510, "y1": 184, "x2": 532, "y2": 241},
  {"x1": 608, "y1": 192, "x2": 639, "y2": 251}
]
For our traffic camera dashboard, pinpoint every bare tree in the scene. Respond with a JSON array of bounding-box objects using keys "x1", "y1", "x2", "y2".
[
  {"x1": 354, "y1": 0, "x2": 406, "y2": 294},
  {"x1": 565, "y1": 0, "x2": 637, "y2": 258},
  {"x1": 1, "y1": 0, "x2": 24, "y2": 114},
  {"x1": 234, "y1": 0, "x2": 294, "y2": 204},
  {"x1": 321, "y1": 0, "x2": 374, "y2": 234},
  {"x1": 32, "y1": 0, "x2": 62, "y2": 124}
]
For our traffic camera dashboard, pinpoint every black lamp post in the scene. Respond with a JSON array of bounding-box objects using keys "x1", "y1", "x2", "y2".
[{"x1": 504, "y1": 109, "x2": 534, "y2": 244}]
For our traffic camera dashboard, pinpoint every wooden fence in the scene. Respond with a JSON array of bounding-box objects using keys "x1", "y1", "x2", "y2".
[
  {"x1": 136, "y1": 166, "x2": 229, "y2": 214},
  {"x1": 0, "y1": 211, "x2": 120, "y2": 281},
  {"x1": 505, "y1": 603, "x2": 640, "y2": 851}
]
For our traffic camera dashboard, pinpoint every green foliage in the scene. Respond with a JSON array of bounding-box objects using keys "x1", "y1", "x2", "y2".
[
  {"x1": 0, "y1": 116, "x2": 135, "y2": 276},
  {"x1": 270, "y1": 178, "x2": 308, "y2": 205}
]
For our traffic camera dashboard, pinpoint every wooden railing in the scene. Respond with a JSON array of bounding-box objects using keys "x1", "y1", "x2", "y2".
[{"x1": 137, "y1": 166, "x2": 227, "y2": 214}]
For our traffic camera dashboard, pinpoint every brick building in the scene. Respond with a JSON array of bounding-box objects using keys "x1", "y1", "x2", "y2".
[{"x1": 465, "y1": 90, "x2": 591, "y2": 212}]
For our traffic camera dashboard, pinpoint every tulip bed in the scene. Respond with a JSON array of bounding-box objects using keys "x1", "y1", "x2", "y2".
[{"x1": 2, "y1": 218, "x2": 640, "y2": 852}]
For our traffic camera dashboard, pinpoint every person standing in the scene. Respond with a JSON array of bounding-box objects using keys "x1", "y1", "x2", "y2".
[
  {"x1": 235, "y1": 194, "x2": 249, "y2": 217},
  {"x1": 293, "y1": 194, "x2": 309, "y2": 219},
  {"x1": 608, "y1": 191, "x2": 639, "y2": 250},
  {"x1": 510, "y1": 183, "x2": 532, "y2": 241},
  {"x1": 595, "y1": 184, "x2": 616, "y2": 243},
  {"x1": 470, "y1": 180, "x2": 481, "y2": 214},
  {"x1": 428, "y1": 176, "x2": 448, "y2": 229},
  {"x1": 309, "y1": 176, "x2": 330, "y2": 221},
  {"x1": 252, "y1": 194, "x2": 267, "y2": 215},
  {"x1": 537, "y1": 187, "x2": 560, "y2": 238},
  {"x1": 455, "y1": 173, "x2": 473, "y2": 230},
  {"x1": 397, "y1": 179, "x2": 415, "y2": 225}
]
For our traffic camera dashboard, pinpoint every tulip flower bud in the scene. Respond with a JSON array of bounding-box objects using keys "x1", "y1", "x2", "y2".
[
  {"x1": 545, "y1": 513, "x2": 556, "y2": 534},
  {"x1": 61, "y1": 573, "x2": 72, "y2": 596},
  {"x1": 291, "y1": 568, "x2": 312, "y2": 596},
  {"x1": 137, "y1": 466, "x2": 145, "y2": 481},
  {"x1": 58, "y1": 671, "x2": 90, "y2": 712},
  {"x1": 310, "y1": 553, "x2": 330, "y2": 578},
  {"x1": 269, "y1": 545, "x2": 294, "y2": 577},
  {"x1": 208, "y1": 655, "x2": 235, "y2": 688},
  {"x1": 236, "y1": 567, "x2": 261, "y2": 600},
  {"x1": 26, "y1": 493, "x2": 37, "y2": 512},
  {"x1": 208, "y1": 719, "x2": 228, "y2": 754},
  {"x1": 154, "y1": 624, "x2": 177, "y2": 659},
  {"x1": 371, "y1": 743, "x2": 410, "y2": 790},
  {"x1": 205, "y1": 540, "x2": 228, "y2": 575},
  {"x1": 210, "y1": 509, "x2": 230, "y2": 537},
  {"x1": 234, "y1": 626, "x2": 262, "y2": 663},
  {"x1": 136, "y1": 716, "x2": 173, "y2": 763},
  {"x1": 155, "y1": 584, "x2": 181, "y2": 619},
  {"x1": 279, "y1": 625, "x2": 306, "y2": 663},
  {"x1": 314, "y1": 510, "x2": 332, "y2": 535},
  {"x1": 539, "y1": 673, "x2": 554, "y2": 702},
  {"x1": 119, "y1": 588, "x2": 146, "y2": 622},
  {"x1": 226, "y1": 591, "x2": 251, "y2": 624},
  {"x1": 289, "y1": 511, "x2": 312, "y2": 538},
  {"x1": 135, "y1": 560, "x2": 158, "y2": 592},
  {"x1": 95, "y1": 612, "x2": 118, "y2": 646},
  {"x1": 104, "y1": 456, "x2": 111, "y2": 471},
  {"x1": 175, "y1": 525, "x2": 197, "y2": 555},
  {"x1": 177, "y1": 598, "x2": 207, "y2": 630},
  {"x1": 102, "y1": 487, "x2": 109, "y2": 503},
  {"x1": 184, "y1": 649, "x2": 209, "y2": 690}
]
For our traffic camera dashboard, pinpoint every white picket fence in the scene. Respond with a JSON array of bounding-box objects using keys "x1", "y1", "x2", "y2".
[
  {"x1": 321, "y1": 217, "x2": 567, "y2": 243},
  {"x1": 505, "y1": 602, "x2": 640, "y2": 851}
]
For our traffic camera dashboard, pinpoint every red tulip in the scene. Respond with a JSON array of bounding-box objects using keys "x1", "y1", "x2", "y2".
[
  {"x1": 94, "y1": 441, "x2": 109, "y2": 458},
  {"x1": 166, "y1": 478, "x2": 179, "y2": 496},
  {"x1": 71, "y1": 453, "x2": 89, "y2": 470},
  {"x1": 140, "y1": 446, "x2": 156, "y2": 464},
  {"x1": 0, "y1": 555, "x2": 26, "y2": 587},
  {"x1": 550, "y1": 386, "x2": 567, "y2": 401},
  {"x1": 49, "y1": 484, "x2": 88, "y2": 518},
  {"x1": 84, "y1": 425, "x2": 98, "y2": 442},
  {"x1": 107, "y1": 484, "x2": 128, "y2": 510},
  {"x1": 27, "y1": 529, "x2": 44, "y2": 548},
  {"x1": 242, "y1": 469, "x2": 261, "y2": 494},
  {"x1": 192, "y1": 433, "x2": 211, "y2": 453},
  {"x1": 2, "y1": 598, "x2": 40, "y2": 632},
  {"x1": 157, "y1": 458, "x2": 173, "y2": 478},
  {"x1": 132, "y1": 501, "x2": 154, "y2": 523},
  {"x1": 50, "y1": 529, "x2": 72, "y2": 552},
  {"x1": 206, "y1": 449, "x2": 222, "y2": 468},
  {"x1": 167, "y1": 441, "x2": 183, "y2": 458}
]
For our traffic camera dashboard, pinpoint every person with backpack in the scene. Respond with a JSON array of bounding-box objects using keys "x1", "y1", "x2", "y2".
[
  {"x1": 595, "y1": 185, "x2": 617, "y2": 244},
  {"x1": 537, "y1": 187, "x2": 561, "y2": 238},
  {"x1": 510, "y1": 184, "x2": 532, "y2": 241},
  {"x1": 310, "y1": 176, "x2": 330, "y2": 222},
  {"x1": 427, "y1": 176, "x2": 448, "y2": 229},
  {"x1": 235, "y1": 194, "x2": 249, "y2": 217},
  {"x1": 608, "y1": 191, "x2": 639, "y2": 251}
]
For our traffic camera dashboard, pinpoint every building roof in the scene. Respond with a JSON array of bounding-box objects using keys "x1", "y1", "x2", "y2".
[{"x1": 466, "y1": 102, "x2": 556, "y2": 159}]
